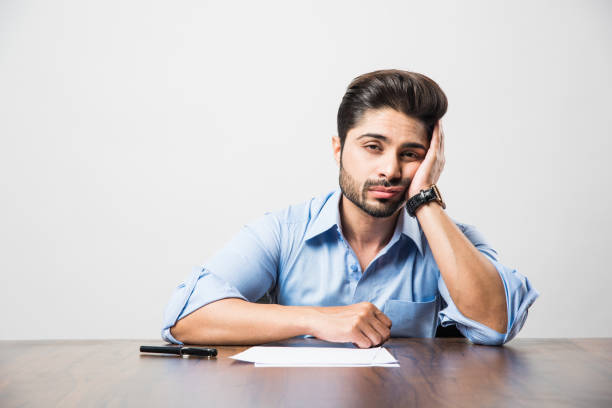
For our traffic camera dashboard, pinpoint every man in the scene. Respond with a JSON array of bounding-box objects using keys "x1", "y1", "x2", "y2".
[{"x1": 162, "y1": 70, "x2": 538, "y2": 348}]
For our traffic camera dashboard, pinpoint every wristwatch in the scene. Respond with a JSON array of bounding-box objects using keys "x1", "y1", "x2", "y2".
[{"x1": 406, "y1": 184, "x2": 446, "y2": 217}]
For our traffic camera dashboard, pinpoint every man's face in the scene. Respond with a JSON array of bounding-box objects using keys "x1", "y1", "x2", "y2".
[{"x1": 334, "y1": 108, "x2": 430, "y2": 218}]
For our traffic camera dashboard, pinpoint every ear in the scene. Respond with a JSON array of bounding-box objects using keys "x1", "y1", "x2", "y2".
[{"x1": 332, "y1": 136, "x2": 341, "y2": 166}]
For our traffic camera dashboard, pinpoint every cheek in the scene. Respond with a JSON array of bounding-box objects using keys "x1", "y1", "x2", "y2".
[
  {"x1": 404, "y1": 163, "x2": 421, "y2": 179},
  {"x1": 342, "y1": 148, "x2": 371, "y2": 173}
]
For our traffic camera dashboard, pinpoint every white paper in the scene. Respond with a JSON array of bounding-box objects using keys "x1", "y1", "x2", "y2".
[
  {"x1": 229, "y1": 346, "x2": 399, "y2": 367},
  {"x1": 254, "y1": 362, "x2": 400, "y2": 367}
]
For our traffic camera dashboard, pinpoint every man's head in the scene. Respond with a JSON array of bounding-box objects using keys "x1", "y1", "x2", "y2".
[{"x1": 333, "y1": 70, "x2": 447, "y2": 218}]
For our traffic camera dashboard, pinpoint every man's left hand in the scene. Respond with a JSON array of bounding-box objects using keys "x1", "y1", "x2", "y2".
[{"x1": 407, "y1": 120, "x2": 445, "y2": 199}]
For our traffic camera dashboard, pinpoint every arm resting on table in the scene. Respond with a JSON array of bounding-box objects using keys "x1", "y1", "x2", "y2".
[
  {"x1": 170, "y1": 298, "x2": 392, "y2": 348},
  {"x1": 170, "y1": 298, "x2": 313, "y2": 345}
]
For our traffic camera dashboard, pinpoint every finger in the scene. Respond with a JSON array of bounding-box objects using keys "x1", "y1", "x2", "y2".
[
  {"x1": 374, "y1": 310, "x2": 392, "y2": 328},
  {"x1": 439, "y1": 120, "x2": 445, "y2": 157},
  {"x1": 359, "y1": 322, "x2": 382, "y2": 347},
  {"x1": 430, "y1": 120, "x2": 440, "y2": 151},
  {"x1": 370, "y1": 318, "x2": 391, "y2": 343},
  {"x1": 439, "y1": 120, "x2": 445, "y2": 167},
  {"x1": 352, "y1": 330, "x2": 373, "y2": 349}
]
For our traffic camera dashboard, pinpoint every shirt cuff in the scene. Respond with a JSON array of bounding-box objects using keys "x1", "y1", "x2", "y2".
[
  {"x1": 160, "y1": 266, "x2": 248, "y2": 344},
  {"x1": 438, "y1": 258, "x2": 539, "y2": 346},
  {"x1": 161, "y1": 327, "x2": 183, "y2": 345}
]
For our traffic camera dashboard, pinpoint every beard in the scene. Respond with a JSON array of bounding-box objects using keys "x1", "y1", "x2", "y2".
[{"x1": 338, "y1": 162, "x2": 410, "y2": 218}]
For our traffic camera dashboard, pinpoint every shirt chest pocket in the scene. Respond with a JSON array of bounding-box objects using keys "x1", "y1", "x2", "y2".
[{"x1": 383, "y1": 297, "x2": 439, "y2": 338}]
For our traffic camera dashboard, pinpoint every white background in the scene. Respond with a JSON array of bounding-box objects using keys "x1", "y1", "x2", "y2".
[{"x1": 1, "y1": 0, "x2": 611, "y2": 340}]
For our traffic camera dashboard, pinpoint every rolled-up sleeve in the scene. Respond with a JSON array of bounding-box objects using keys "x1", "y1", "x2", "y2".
[
  {"x1": 437, "y1": 223, "x2": 539, "y2": 346},
  {"x1": 161, "y1": 213, "x2": 281, "y2": 344}
]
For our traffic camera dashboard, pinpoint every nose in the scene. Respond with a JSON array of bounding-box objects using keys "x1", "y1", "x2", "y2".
[{"x1": 377, "y1": 154, "x2": 402, "y2": 182}]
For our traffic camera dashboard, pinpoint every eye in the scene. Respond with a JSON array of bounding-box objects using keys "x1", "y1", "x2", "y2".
[
  {"x1": 365, "y1": 144, "x2": 381, "y2": 151},
  {"x1": 401, "y1": 151, "x2": 419, "y2": 159}
]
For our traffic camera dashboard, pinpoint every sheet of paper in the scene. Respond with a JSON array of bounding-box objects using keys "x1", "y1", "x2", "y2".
[
  {"x1": 229, "y1": 346, "x2": 399, "y2": 367},
  {"x1": 254, "y1": 362, "x2": 400, "y2": 367}
]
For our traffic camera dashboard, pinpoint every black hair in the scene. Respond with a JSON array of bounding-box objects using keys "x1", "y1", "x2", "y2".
[{"x1": 337, "y1": 69, "x2": 448, "y2": 147}]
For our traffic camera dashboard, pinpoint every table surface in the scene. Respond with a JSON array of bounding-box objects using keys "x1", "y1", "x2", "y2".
[{"x1": 1, "y1": 338, "x2": 611, "y2": 408}]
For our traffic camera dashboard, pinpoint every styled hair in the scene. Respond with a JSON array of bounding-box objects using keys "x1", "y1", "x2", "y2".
[{"x1": 337, "y1": 69, "x2": 448, "y2": 147}]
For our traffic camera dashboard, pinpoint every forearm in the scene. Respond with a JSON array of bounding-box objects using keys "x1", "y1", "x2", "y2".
[
  {"x1": 170, "y1": 298, "x2": 316, "y2": 345},
  {"x1": 170, "y1": 298, "x2": 392, "y2": 348},
  {"x1": 415, "y1": 202, "x2": 508, "y2": 333}
]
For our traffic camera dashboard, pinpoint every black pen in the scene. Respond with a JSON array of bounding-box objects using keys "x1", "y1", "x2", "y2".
[{"x1": 140, "y1": 345, "x2": 217, "y2": 357}]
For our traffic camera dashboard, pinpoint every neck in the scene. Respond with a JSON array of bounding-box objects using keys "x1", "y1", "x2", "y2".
[{"x1": 339, "y1": 195, "x2": 399, "y2": 251}]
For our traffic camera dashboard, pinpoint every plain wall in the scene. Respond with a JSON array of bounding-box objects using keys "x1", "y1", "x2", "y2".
[{"x1": 1, "y1": 0, "x2": 611, "y2": 340}]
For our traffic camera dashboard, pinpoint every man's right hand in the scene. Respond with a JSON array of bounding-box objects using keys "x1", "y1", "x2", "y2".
[{"x1": 308, "y1": 302, "x2": 392, "y2": 348}]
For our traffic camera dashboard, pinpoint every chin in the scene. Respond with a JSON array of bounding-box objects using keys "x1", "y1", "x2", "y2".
[
  {"x1": 372, "y1": 196, "x2": 405, "y2": 208},
  {"x1": 364, "y1": 200, "x2": 405, "y2": 218}
]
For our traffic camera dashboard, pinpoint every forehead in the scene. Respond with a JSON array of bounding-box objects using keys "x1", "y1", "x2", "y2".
[{"x1": 347, "y1": 108, "x2": 428, "y2": 144}]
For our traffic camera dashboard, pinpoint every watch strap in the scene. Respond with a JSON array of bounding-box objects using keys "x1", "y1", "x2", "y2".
[{"x1": 406, "y1": 185, "x2": 446, "y2": 217}]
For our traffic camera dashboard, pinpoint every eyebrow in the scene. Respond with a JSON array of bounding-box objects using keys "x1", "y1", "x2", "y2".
[{"x1": 356, "y1": 133, "x2": 427, "y2": 150}]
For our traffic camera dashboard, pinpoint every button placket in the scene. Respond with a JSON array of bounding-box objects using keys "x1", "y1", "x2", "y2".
[{"x1": 340, "y1": 232, "x2": 361, "y2": 280}]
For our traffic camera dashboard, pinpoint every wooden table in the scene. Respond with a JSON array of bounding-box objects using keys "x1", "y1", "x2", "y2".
[{"x1": 1, "y1": 338, "x2": 610, "y2": 407}]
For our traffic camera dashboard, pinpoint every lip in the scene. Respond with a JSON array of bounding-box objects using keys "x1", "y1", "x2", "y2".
[{"x1": 368, "y1": 186, "x2": 404, "y2": 199}]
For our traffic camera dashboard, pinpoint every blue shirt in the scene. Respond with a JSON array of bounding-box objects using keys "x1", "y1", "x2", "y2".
[{"x1": 161, "y1": 189, "x2": 538, "y2": 346}]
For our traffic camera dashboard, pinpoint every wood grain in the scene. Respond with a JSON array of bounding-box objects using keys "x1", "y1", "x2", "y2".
[{"x1": 1, "y1": 338, "x2": 610, "y2": 407}]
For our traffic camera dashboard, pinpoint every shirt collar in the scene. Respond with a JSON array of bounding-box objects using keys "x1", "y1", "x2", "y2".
[
  {"x1": 305, "y1": 189, "x2": 423, "y2": 255},
  {"x1": 304, "y1": 189, "x2": 343, "y2": 241}
]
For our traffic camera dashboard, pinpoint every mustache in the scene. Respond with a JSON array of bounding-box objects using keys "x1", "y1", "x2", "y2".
[{"x1": 363, "y1": 178, "x2": 410, "y2": 189}]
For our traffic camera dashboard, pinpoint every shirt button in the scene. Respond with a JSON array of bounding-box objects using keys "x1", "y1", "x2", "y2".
[{"x1": 351, "y1": 265, "x2": 358, "y2": 272}]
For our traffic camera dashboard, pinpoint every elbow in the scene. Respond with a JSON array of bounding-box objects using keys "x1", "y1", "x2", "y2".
[
  {"x1": 169, "y1": 312, "x2": 215, "y2": 346},
  {"x1": 169, "y1": 321, "x2": 187, "y2": 344},
  {"x1": 485, "y1": 310, "x2": 508, "y2": 334},
  {"x1": 165, "y1": 306, "x2": 211, "y2": 345},
  {"x1": 464, "y1": 327, "x2": 507, "y2": 346},
  {"x1": 458, "y1": 304, "x2": 508, "y2": 335},
  {"x1": 472, "y1": 337, "x2": 506, "y2": 347},
  {"x1": 454, "y1": 311, "x2": 509, "y2": 346},
  {"x1": 167, "y1": 300, "x2": 238, "y2": 345}
]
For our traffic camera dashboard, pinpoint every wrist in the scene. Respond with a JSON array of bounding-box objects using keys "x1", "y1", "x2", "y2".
[
  {"x1": 299, "y1": 306, "x2": 322, "y2": 337},
  {"x1": 414, "y1": 199, "x2": 444, "y2": 218}
]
